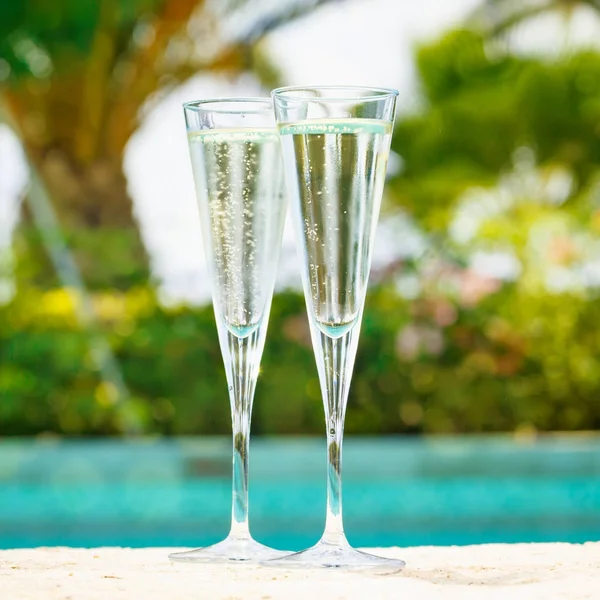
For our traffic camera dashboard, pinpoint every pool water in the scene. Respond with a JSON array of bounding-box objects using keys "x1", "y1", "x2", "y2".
[{"x1": 1, "y1": 436, "x2": 599, "y2": 549}]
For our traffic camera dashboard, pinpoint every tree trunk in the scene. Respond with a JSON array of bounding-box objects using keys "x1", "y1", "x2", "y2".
[{"x1": 21, "y1": 146, "x2": 148, "y2": 290}]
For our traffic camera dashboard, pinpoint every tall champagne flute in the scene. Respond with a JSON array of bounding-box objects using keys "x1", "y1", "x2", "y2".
[
  {"x1": 169, "y1": 99, "x2": 287, "y2": 563},
  {"x1": 268, "y1": 86, "x2": 403, "y2": 571}
]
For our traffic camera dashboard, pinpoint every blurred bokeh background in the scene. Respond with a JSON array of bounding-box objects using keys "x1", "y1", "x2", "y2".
[
  {"x1": 3, "y1": 0, "x2": 600, "y2": 437},
  {"x1": 2, "y1": 0, "x2": 600, "y2": 550}
]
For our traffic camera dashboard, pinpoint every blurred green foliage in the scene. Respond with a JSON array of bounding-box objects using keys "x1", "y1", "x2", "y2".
[
  {"x1": 392, "y1": 30, "x2": 600, "y2": 230},
  {"x1": 384, "y1": 28, "x2": 600, "y2": 433},
  {"x1": 1, "y1": 277, "x2": 600, "y2": 435},
  {"x1": 4, "y1": 27, "x2": 600, "y2": 435}
]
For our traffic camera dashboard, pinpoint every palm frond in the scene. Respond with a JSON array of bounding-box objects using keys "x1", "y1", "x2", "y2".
[{"x1": 469, "y1": 0, "x2": 600, "y2": 36}]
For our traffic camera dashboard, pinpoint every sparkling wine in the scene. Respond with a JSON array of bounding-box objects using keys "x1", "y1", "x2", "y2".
[
  {"x1": 188, "y1": 129, "x2": 286, "y2": 337},
  {"x1": 278, "y1": 119, "x2": 392, "y2": 338}
]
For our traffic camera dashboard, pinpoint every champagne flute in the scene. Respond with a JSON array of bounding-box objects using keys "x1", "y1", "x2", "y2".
[
  {"x1": 267, "y1": 86, "x2": 404, "y2": 571},
  {"x1": 169, "y1": 99, "x2": 287, "y2": 563}
]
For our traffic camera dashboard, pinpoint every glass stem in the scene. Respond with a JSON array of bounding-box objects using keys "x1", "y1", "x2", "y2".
[
  {"x1": 226, "y1": 330, "x2": 260, "y2": 540},
  {"x1": 317, "y1": 328, "x2": 358, "y2": 547},
  {"x1": 323, "y1": 408, "x2": 346, "y2": 545}
]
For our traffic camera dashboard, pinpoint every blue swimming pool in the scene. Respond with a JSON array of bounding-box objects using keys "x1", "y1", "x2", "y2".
[{"x1": 1, "y1": 435, "x2": 599, "y2": 549}]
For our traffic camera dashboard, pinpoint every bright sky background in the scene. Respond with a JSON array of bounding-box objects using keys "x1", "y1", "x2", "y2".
[{"x1": 3, "y1": 0, "x2": 600, "y2": 304}]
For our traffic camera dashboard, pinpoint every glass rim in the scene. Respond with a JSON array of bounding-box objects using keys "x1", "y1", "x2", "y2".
[
  {"x1": 183, "y1": 97, "x2": 273, "y2": 114},
  {"x1": 271, "y1": 85, "x2": 399, "y2": 102}
]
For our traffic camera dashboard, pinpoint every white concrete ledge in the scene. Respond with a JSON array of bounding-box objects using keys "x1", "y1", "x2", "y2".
[{"x1": 2, "y1": 543, "x2": 599, "y2": 599}]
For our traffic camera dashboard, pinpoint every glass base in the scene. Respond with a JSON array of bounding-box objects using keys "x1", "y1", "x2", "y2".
[
  {"x1": 169, "y1": 536, "x2": 288, "y2": 564},
  {"x1": 261, "y1": 540, "x2": 405, "y2": 573}
]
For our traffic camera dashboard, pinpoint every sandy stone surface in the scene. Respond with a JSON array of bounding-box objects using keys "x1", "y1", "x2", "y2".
[{"x1": 1, "y1": 544, "x2": 599, "y2": 599}]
